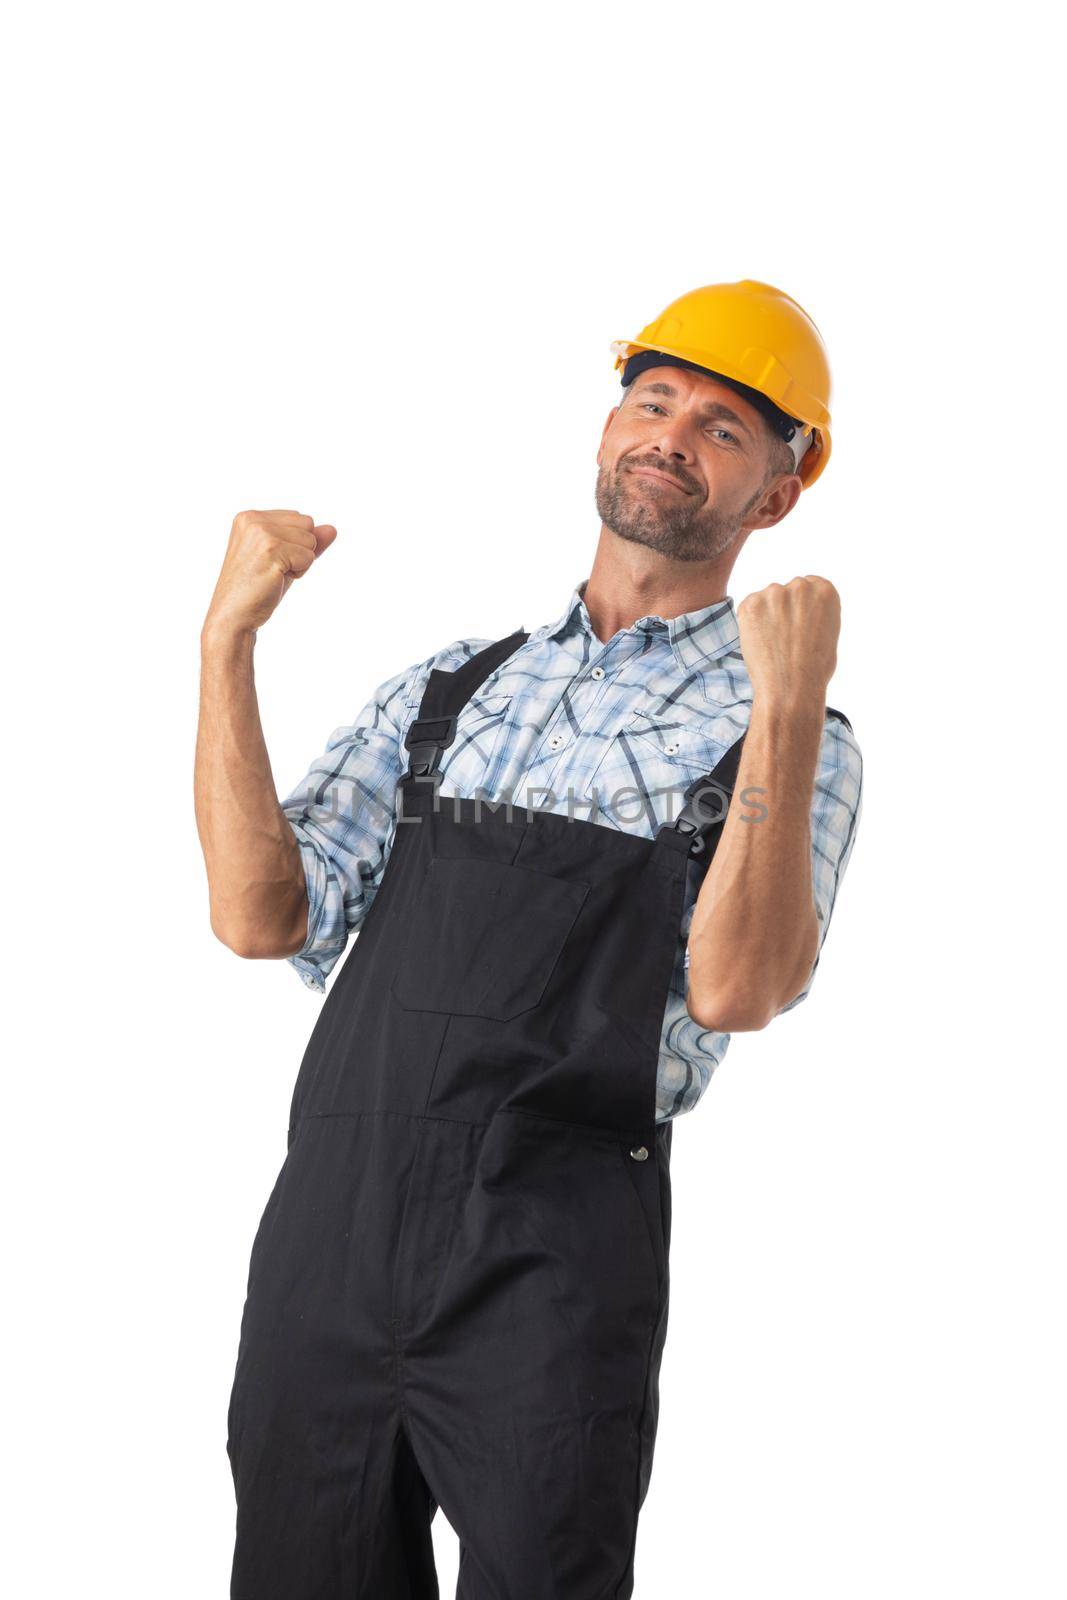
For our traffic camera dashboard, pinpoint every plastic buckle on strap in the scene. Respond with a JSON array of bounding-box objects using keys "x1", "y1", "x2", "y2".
[
  {"x1": 663, "y1": 773, "x2": 730, "y2": 858},
  {"x1": 403, "y1": 714, "x2": 458, "y2": 779}
]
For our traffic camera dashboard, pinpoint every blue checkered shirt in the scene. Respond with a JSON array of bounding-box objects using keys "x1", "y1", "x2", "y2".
[{"x1": 281, "y1": 581, "x2": 863, "y2": 1123}]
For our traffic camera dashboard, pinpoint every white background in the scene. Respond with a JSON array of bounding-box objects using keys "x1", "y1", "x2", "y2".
[{"x1": 3, "y1": 3, "x2": 1064, "y2": 1595}]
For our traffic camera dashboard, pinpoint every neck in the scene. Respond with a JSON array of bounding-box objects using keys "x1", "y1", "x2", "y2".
[{"x1": 580, "y1": 527, "x2": 734, "y2": 644}]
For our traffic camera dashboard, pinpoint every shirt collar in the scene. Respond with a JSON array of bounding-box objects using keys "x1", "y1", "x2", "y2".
[{"x1": 541, "y1": 578, "x2": 740, "y2": 673}]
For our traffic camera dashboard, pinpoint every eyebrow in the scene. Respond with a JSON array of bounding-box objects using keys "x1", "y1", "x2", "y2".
[{"x1": 631, "y1": 380, "x2": 756, "y2": 441}]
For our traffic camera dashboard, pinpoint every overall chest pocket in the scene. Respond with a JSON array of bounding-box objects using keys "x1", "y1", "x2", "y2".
[{"x1": 390, "y1": 856, "x2": 590, "y2": 1022}]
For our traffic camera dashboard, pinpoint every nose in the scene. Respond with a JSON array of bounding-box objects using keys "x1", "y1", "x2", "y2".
[{"x1": 649, "y1": 416, "x2": 695, "y2": 465}]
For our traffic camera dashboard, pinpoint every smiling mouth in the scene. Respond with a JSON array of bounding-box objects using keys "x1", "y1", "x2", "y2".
[{"x1": 626, "y1": 465, "x2": 693, "y2": 494}]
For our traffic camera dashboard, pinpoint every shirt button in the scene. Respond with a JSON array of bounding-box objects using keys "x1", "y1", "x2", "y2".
[
  {"x1": 590, "y1": 666, "x2": 605, "y2": 680},
  {"x1": 630, "y1": 1145, "x2": 649, "y2": 1162},
  {"x1": 548, "y1": 733, "x2": 566, "y2": 751},
  {"x1": 664, "y1": 741, "x2": 679, "y2": 755}
]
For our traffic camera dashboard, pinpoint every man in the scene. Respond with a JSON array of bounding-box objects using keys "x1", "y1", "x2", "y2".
[{"x1": 196, "y1": 278, "x2": 863, "y2": 1599}]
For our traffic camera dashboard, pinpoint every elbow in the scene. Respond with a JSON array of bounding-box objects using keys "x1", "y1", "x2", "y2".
[
  {"x1": 686, "y1": 921, "x2": 821, "y2": 1034},
  {"x1": 687, "y1": 961, "x2": 816, "y2": 1034},
  {"x1": 210, "y1": 907, "x2": 308, "y2": 962},
  {"x1": 686, "y1": 987, "x2": 778, "y2": 1033},
  {"x1": 217, "y1": 930, "x2": 304, "y2": 961}
]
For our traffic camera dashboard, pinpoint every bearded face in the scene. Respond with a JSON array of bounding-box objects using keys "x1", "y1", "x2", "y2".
[{"x1": 595, "y1": 451, "x2": 766, "y2": 564}]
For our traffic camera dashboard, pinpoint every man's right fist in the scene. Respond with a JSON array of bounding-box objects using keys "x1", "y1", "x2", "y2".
[{"x1": 203, "y1": 510, "x2": 338, "y2": 636}]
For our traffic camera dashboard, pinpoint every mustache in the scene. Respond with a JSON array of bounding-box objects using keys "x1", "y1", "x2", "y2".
[{"x1": 622, "y1": 456, "x2": 700, "y2": 494}]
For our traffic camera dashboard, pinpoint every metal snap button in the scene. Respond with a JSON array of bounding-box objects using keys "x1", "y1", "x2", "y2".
[{"x1": 629, "y1": 1145, "x2": 649, "y2": 1161}]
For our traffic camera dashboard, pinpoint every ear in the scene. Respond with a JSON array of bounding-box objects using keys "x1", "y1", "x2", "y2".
[
  {"x1": 597, "y1": 404, "x2": 620, "y2": 466},
  {"x1": 744, "y1": 474, "x2": 804, "y2": 533}
]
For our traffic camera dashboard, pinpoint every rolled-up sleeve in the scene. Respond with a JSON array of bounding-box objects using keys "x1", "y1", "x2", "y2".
[{"x1": 280, "y1": 660, "x2": 419, "y2": 992}]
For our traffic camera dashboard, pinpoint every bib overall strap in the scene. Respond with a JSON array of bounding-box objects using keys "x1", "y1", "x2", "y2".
[
  {"x1": 656, "y1": 702, "x2": 852, "y2": 864},
  {"x1": 656, "y1": 732, "x2": 748, "y2": 865},
  {"x1": 402, "y1": 627, "x2": 529, "y2": 783}
]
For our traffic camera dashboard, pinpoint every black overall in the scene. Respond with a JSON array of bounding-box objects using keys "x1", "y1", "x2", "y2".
[{"x1": 225, "y1": 629, "x2": 849, "y2": 1598}]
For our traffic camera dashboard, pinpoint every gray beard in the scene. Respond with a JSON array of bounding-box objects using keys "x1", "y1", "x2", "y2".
[{"x1": 595, "y1": 463, "x2": 759, "y2": 563}]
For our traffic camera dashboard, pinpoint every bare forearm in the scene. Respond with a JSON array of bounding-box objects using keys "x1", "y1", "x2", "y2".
[
  {"x1": 686, "y1": 693, "x2": 824, "y2": 1031},
  {"x1": 194, "y1": 624, "x2": 309, "y2": 958}
]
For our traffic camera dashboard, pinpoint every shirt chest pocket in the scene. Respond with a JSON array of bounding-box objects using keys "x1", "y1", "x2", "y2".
[
  {"x1": 626, "y1": 711, "x2": 722, "y2": 767},
  {"x1": 599, "y1": 709, "x2": 727, "y2": 828},
  {"x1": 390, "y1": 856, "x2": 590, "y2": 1021}
]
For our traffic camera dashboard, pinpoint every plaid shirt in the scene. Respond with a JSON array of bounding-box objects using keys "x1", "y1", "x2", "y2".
[{"x1": 281, "y1": 580, "x2": 864, "y2": 1123}]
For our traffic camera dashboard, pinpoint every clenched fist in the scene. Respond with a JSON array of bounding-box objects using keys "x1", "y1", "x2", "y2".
[
  {"x1": 737, "y1": 575, "x2": 840, "y2": 706},
  {"x1": 204, "y1": 510, "x2": 338, "y2": 637}
]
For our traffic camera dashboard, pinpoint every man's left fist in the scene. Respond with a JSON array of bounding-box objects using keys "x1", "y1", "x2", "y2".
[{"x1": 736, "y1": 575, "x2": 841, "y2": 706}]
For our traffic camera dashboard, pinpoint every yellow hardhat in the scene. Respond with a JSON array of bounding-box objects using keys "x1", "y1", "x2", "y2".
[{"x1": 611, "y1": 279, "x2": 833, "y2": 488}]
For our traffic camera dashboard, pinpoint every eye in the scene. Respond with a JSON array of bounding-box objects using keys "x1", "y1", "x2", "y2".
[
  {"x1": 641, "y1": 403, "x2": 667, "y2": 415},
  {"x1": 708, "y1": 426, "x2": 738, "y2": 444}
]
